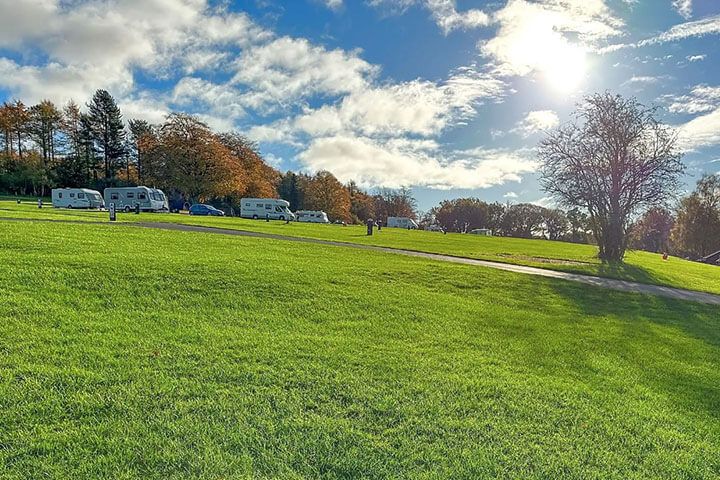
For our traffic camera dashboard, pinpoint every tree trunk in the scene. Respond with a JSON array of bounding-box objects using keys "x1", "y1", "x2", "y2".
[{"x1": 600, "y1": 212, "x2": 625, "y2": 261}]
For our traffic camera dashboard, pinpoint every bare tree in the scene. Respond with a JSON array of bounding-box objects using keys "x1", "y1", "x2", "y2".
[{"x1": 538, "y1": 93, "x2": 684, "y2": 261}]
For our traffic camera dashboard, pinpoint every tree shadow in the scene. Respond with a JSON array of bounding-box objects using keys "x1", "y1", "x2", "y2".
[{"x1": 539, "y1": 276, "x2": 720, "y2": 419}]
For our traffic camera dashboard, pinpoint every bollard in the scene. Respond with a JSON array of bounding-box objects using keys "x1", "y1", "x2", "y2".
[
  {"x1": 135, "y1": 203, "x2": 140, "y2": 214},
  {"x1": 266, "y1": 213, "x2": 270, "y2": 222},
  {"x1": 37, "y1": 198, "x2": 43, "y2": 209},
  {"x1": 109, "y1": 203, "x2": 116, "y2": 222},
  {"x1": 366, "y1": 218, "x2": 374, "y2": 236}
]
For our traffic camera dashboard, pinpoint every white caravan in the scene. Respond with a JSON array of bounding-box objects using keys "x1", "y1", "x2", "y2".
[
  {"x1": 241, "y1": 198, "x2": 295, "y2": 221},
  {"x1": 103, "y1": 186, "x2": 168, "y2": 212},
  {"x1": 295, "y1": 210, "x2": 329, "y2": 223},
  {"x1": 387, "y1": 216, "x2": 419, "y2": 229},
  {"x1": 51, "y1": 188, "x2": 105, "y2": 209}
]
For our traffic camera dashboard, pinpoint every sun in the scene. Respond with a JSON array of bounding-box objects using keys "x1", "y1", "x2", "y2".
[{"x1": 540, "y1": 42, "x2": 588, "y2": 93}]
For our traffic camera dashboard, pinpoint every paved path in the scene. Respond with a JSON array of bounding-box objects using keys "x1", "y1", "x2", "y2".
[
  {"x1": 135, "y1": 222, "x2": 720, "y2": 306},
  {"x1": 3, "y1": 216, "x2": 720, "y2": 306}
]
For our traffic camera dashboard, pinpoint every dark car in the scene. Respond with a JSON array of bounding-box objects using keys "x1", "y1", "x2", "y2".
[{"x1": 188, "y1": 204, "x2": 225, "y2": 216}]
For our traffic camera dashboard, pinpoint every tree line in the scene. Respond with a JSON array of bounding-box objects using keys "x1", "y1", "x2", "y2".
[
  {"x1": 419, "y1": 173, "x2": 720, "y2": 261},
  {"x1": 0, "y1": 90, "x2": 416, "y2": 223},
  {"x1": 2, "y1": 90, "x2": 718, "y2": 262}
]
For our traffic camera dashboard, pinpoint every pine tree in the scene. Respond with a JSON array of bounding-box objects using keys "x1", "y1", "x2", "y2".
[{"x1": 87, "y1": 89, "x2": 126, "y2": 182}]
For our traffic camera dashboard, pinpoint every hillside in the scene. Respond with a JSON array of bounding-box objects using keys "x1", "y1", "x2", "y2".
[
  {"x1": 0, "y1": 220, "x2": 718, "y2": 478},
  {"x1": 2, "y1": 200, "x2": 720, "y2": 296}
]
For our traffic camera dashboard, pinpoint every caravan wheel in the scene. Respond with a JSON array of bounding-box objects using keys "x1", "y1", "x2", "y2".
[
  {"x1": 124, "y1": 205, "x2": 131, "y2": 213},
  {"x1": 252, "y1": 215, "x2": 258, "y2": 220},
  {"x1": 67, "y1": 205, "x2": 73, "y2": 209}
]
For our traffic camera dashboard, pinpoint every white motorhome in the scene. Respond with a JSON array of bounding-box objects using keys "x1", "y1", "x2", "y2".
[
  {"x1": 241, "y1": 198, "x2": 295, "y2": 221},
  {"x1": 295, "y1": 210, "x2": 329, "y2": 223},
  {"x1": 51, "y1": 188, "x2": 105, "y2": 209},
  {"x1": 103, "y1": 186, "x2": 168, "y2": 212},
  {"x1": 387, "y1": 217, "x2": 419, "y2": 229}
]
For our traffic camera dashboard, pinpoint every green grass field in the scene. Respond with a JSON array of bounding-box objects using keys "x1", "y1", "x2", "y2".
[
  {"x1": 0, "y1": 219, "x2": 718, "y2": 478},
  {"x1": 2, "y1": 199, "x2": 720, "y2": 296}
]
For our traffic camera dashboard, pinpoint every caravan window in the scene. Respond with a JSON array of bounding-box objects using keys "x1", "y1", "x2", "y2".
[
  {"x1": 78, "y1": 193, "x2": 85, "y2": 199},
  {"x1": 127, "y1": 192, "x2": 135, "y2": 199},
  {"x1": 110, "y1": 193, "x2": 119, "y2": 200},
  {"x1": 265, "y1": 204, "x2": 272, "y2": 210},
  {"x1": 58, "y1": 192, "x2": 63, "y2": 198},
  {"x1": 138, "y1": 193, "x2": 147, "y2": 200},
  {"x1": 275, "y1": 206, "x2": 283, "y2": 212},
  {"x1": 70, "y1": 193, "x2": 75, "y2": 198},
  {"x1": 256, "y1": 203, "x2": 263, "y2": 208}
]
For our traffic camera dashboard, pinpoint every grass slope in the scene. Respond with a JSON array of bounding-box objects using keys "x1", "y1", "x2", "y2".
[
  {"x1": 0, "y1": 220, "x2": 718, "y2": 479},
  {"x1": 2, "y1": 200, "x2": 720, "y2": 295}
]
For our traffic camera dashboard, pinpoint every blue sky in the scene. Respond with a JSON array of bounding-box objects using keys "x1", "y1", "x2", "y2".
[{"x1": 1, "y1": 0, "x2": 719, "y2": 210}]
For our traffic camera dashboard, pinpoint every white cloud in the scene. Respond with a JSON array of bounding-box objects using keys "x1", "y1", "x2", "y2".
[
  {"x1": 0, "y1": 58, "x2": 133, "y2": 105},
  {"x1": 686, "y1": 54, "x2": 706, "y2": 62},
  {"x1": 662, "y1": 84, "x2": 720, "y2": 114},
  {"x1": 172, "y1": 77, "x2": 247, "y2": 119},
  {"x1": 323, "y1": 0, "x2": 343, "y2": 10},
  {"x1": 0, "y1": 0, "x2": 269, "y2": 104},
  {"x1": 678, "y1": 107, "x2": 720, "y2": 151},
  {"x1": 298, "y1": 135, "x2": 537, "y2": 189},
  {"x1": 511, "y1": 110, "x2": 560, "y2": 137},
  {"x1": 504, "y1": 191, "x2": 519, "y2": 199},
  {"x1": 230, "y1": 36, "x2": 377, "y2": 111},
  {"x1": 621, "y1": 75, "x2": 669, "y2": 87},
  {"x1": 368, "y1": 0, "x2": 490, "y2": 34},
  {"x1": 288, "y1": 67, "x2": 508, "y2": 138},
  {"x1": 673, "y1": 0, "x2": 692, "y2": 20},
  {"x1": 603, "y1": 14, "x2": 720, "y2": 52}
]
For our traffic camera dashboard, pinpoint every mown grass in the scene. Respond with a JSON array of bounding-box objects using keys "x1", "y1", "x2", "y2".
[
  {"x1": 0, "y1": 219, "x2": 718, "y2": 479},
  {"x1": 2, "y1": 199, "x2": 719, "y2": 296}
]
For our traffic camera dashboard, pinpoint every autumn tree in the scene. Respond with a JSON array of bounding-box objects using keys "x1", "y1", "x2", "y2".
[
  {"x1": 347, "y1": 181, "x2": 375, "y2": 223},
  {"x1": 0, "y1": 101, "x2": 30, "y2": 159},
  {"x1": 500, "y1": 203, "x2": 546, "y2": 238},
  {"x1": 433, "y1": 198, "x2": 490, "y2": 233},
  {"x1": 304, "y1": 170, "x2": 351, "y2": 222},
  {"x1": 671, "y1": 175, "x2": 720, "y2": 258},
  {"x1": 27, "y1": 100, "x2": 62, "y2": 195},
  {"x1": 538, "y1": 93, "x2": 684, "y2": 261},
  {"x1": 144, "y1": 114, "x2": 245, "y2": 202},
  {"x1": 630, "y1": 207, "x2": 674, "y2": 253},
  {"x1": 374, "y1": 187, "x2": 417, "y2": 221},
  {"x1": 218, "y1": 132, "x2": 279, "y2": 199}
]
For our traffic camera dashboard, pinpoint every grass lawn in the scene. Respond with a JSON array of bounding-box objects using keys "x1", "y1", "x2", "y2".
[
  {"x1": 0, "y1": 219, "x2": 718, "y2": 478},
  {"x1": 2, "y1": 199, "x2": 720, "y2": 296}
]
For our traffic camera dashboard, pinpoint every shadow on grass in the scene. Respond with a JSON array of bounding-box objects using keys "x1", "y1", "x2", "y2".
[{"x1": 541, "y1": 276, "x2": 720, "y2": 419}]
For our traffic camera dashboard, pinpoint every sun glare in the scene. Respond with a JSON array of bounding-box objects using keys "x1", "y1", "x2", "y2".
[{"x1": 540, "y1": 42, "x2": 587, "y2": 93}]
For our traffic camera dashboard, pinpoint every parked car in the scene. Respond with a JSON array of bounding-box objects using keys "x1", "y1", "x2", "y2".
[
  {"x1": 425, "y1": 224, "x2": 444, "y2": 232},
  {"x1": 189, "y1": 204, "x2": 225, "y2": 216},
  {"x1": 469, "y1": 228, "x2": 493, "y2": 236},
  {"x1": 51, "y1": 188, "x2": 105, "y2": 209},
  {"x1": 240, "y1": 198, "x2": 295, "y2": 221}
]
